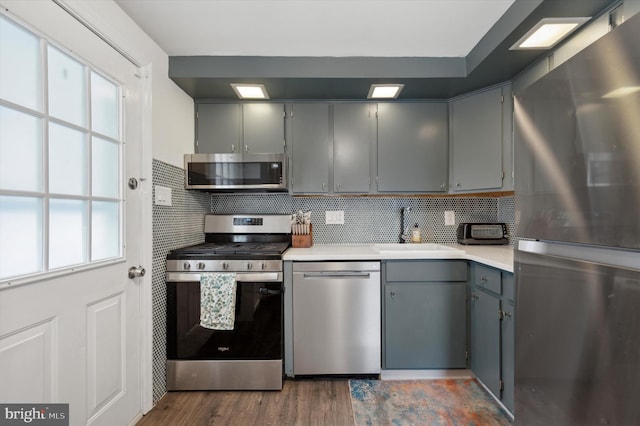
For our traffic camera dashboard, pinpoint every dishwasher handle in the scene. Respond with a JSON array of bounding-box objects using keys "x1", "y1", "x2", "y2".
[{"x1": 301, "y1": 272, "x2": 371, "y2": 279}]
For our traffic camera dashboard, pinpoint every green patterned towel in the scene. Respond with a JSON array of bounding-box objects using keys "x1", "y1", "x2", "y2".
[{"x1": 200, "y1": 273, "x2": 237, "y2": 330}]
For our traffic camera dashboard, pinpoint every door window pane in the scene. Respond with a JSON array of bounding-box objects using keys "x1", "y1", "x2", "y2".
[
  {"x1": 49, "y1": 199, "x2": 87, "y2": 269},
  {"x1": 0, "y1": 106, "x2": 43, "y2": 192},
  {"x1": 49, "y1": 123, "x2": 87, "y2": 196},
  {"x1": 92, "y1": 137, "x2": 119, "y2": 198},
  {"x1": 91, "y1": 72, "x2": 119, "y2": 139},
  {"x1": 0, "y1": 196, "x2": 43, "y2": 279},
  {"x1": 0, "y1": 16, "x2": 42, "y2": 111},
  {"x1": 48, "y1": 46, "x2": 86, "y2": 127},
  {"x1": 92, "y1": 201, "x2": 120, "y2": 261}
]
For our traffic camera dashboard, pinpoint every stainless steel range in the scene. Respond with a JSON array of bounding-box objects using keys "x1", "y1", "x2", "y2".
[{"x1": 165, "y1": 214, "x2": 291, "y2": 391}]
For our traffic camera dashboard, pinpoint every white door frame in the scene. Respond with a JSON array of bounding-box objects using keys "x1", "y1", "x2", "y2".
[
  {"x1": 138, "y1": 64, "x2": 154, "y2": 414},
  {"x1": 0, "y1": 0, "x2": 155, "y2": 416}
]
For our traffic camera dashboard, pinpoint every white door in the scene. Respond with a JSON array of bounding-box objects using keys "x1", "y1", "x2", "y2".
[{"x1": 0, "y1": 3, "x2": 148, "y2": 425}]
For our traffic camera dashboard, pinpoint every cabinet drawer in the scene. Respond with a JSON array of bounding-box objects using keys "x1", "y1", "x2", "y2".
[
  {"x1": 472, "y1": 263, "x2": 501, "y2": 294},
  {"x1": 385, "y1": 260, "x2": 467, "y2": 282},
  {"x1": 502, "y1": 272, "x2": 514, "y2": 302}
]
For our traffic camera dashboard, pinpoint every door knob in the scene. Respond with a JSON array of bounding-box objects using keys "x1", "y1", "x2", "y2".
[{"x1": 128, "y1": 266, "x2": 146, "y2": 279}]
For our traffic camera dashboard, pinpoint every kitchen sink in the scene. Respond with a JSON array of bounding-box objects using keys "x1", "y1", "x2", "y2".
[
  {"x1": 373, "y1": 243, "x2": 460, "y2": 252},
  {"x1": 372, "y1": 243, "x2": 464, "y2": 258}
]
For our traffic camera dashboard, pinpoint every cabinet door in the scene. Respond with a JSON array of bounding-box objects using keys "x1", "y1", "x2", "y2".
[
  {"x1": 333, "y1": 103, "x2": 372, "y2": 193},
  {"x1": 470, "y1": 287, "x2": 501, "y2": 396},
  {"x1": 501, "y1": 298, "x2": 515, "y2": 413},
  {"x1": 450, "y1": 86, "x2": 503, "y2": 191},
  {"x1": 377, "y1": 103, "x2": 448, "y2": 192},
  {"x1": 196, "y1": 103, "x2": 241, "y2": 153},
  {"x1": 291, "y1": 103, "x2": 330, "y2": 193},
  {"x1": 385, "y1": 282, "x2": 467, "y2": 369},
  {"x1": 243, "y1": 103, "x2": 285, "y2": 153}
]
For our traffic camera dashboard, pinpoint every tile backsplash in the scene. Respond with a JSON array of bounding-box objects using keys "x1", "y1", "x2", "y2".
[
  {"x1": 151, "y1": 158, "x2": 515, "y2": 402},
  {"x1": 211, "y1": 194, "x2": 515, "y2": 244}
]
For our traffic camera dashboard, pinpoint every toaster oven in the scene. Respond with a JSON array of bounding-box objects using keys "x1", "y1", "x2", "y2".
[{"x1": 457, "y1": 223, "x2": 508, "y2": 245}]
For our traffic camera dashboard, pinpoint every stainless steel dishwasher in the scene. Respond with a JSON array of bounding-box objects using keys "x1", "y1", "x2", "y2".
[{"x1": 292, "y1": 261, "x2": 381, "y2": 376}]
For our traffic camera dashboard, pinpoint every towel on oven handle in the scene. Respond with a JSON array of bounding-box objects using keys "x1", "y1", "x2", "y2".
[{"x1": 200, "y1": 272, "x2": 237, "y2": 330}]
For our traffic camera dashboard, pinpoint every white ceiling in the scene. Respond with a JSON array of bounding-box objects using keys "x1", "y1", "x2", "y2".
[{"x1": 115, "y1": 0, "x2": 515, "y2": 57}]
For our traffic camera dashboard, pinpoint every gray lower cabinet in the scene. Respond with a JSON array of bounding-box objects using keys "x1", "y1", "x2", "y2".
[
  {"x1": 449, "y1": 83, "x2": 513, "y2": 192},
  {"x1": 383, "y1": 260, "x2": 467, "y2": 369},
  {"x1": 470, "y1": 285, "x2": 501, "y2": 395},
  {"x1": 195, "y1": 102, "x2": 285, "y2": 153},
  {"x1": 501, "y1": 272, "x2": 515, "y2": 413},
  {"x1": 469, "y1": 262, "x2": 515, "y2": 413},
  {"x1": 290, "y1": 103, "x2": 330, "y2": 193},
  {"x1": 377, "y1": 103, "x2": 448, "y2": 192}
]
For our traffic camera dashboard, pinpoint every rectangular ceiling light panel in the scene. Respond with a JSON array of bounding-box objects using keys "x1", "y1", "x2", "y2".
[
  {"x1": 231, "y1": 83, "x2": 269, "y2": 99},
  {"x1": 368, "y1": 84, "x2": 405, "y2": 99},
  {"x1": 511, "y1": 17, "x2": 590, "y2": 50}
]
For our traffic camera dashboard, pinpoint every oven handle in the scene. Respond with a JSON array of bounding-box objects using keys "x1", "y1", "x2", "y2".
[{"x1": 166, "y1": 272, "x2": 282, "y2": 283}]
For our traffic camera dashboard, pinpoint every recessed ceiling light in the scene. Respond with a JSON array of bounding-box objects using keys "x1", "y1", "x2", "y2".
[
  {"x1": 602, "y1": 86, "x2": 640, "y2": 98},
  {"x1": 231, "y1": 83, "x2": 269, "y2": 99},
  {"x1": 511, "y1": 17, "x2": 590, "y2": 50},
  {"x1": 367, "y1": 84, "x2": 405, "y2": 99}
]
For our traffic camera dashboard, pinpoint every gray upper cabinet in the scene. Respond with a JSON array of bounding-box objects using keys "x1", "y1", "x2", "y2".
[
  {"x1": 196, "y1": 103, "x2": 241, "y2": 153},
  {"x1": 242, "y1": 103, "x2": 285, "y2": 153},
  {"x1": 450, "y1": 85, "x2": 506, "y2": 192},
  {"x1": 377, "y1": 103, "x2": 448, "y2": 192},
  {"x1": 290, "y1": 103, "x2": 330, "y2": 193},
  {"x1": 195, "y1": 102, "x2": 285, "y2": 153},
  {"x1": 333, "y1": 103, "x2": 373, "y2": 193}
]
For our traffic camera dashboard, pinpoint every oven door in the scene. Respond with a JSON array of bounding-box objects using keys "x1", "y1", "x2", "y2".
[
  {"x1": 166, "y1": 272, "x2": 283, "y2": 360},
  {"x1": 184, "y1": 153, "x2": 287, "y2": 191}
]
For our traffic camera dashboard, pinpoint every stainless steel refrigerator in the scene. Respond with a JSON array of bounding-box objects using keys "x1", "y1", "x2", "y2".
[{"x1": 514, "y1": 13, "x2": 640, "y2": 426}]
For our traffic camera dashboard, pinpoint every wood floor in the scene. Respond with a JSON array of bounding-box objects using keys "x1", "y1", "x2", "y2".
[{"x1": 137, "y1": 379, "x2": 355, "y2": 426}]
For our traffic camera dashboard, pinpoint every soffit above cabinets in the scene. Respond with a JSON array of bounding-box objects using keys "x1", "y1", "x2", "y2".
[{"x1": 115, "y1": 0, "x2": 619, "y2": 100}]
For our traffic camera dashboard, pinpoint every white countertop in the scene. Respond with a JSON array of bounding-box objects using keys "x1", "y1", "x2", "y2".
[{"x1": 283, "y1": 243, "x2": 514, "y2": 272}]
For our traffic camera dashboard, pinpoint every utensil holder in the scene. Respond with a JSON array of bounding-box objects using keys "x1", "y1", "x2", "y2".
[{"x1": 292, "y1": 224, "x2": 313, "y2": 248}]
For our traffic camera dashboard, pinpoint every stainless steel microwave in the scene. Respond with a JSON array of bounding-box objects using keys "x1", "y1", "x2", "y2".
[{"x1": 184, "y1": 153, "x2": 288, "y2": 191}]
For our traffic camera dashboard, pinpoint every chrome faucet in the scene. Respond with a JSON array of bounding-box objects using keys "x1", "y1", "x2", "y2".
[{"x1": 400, "y1": 207, "x2": 412, "y2": 243}]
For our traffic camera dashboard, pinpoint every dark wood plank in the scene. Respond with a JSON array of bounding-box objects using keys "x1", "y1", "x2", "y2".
[{"x1": 137, "y1": 379, "x2": 355, "y2": 426}]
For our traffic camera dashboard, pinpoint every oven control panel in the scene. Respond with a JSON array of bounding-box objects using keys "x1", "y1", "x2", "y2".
[
  {"x1": 167, "y1": 259, "x2": 282, "y2": 273},
  {"x1": 233, "y1": 217, "x2": 263, "y2": 226}
]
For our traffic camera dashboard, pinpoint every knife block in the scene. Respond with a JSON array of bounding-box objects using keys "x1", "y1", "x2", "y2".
[{"x1": 292, "y1": 224, "x2": 313, "y2": 248}]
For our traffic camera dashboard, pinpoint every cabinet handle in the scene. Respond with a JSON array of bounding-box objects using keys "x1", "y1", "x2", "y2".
[
  {"x1": 231, "y1": 144, "x2": 235, "y2": 152},
  {"x1": 471, "y1": 293, "x2": 479, "y2": 301},
  {"x1": 244, "y1": 145, "x2": 249, "y2": 153},
  {"x1": 480, "y1": 275, "x2": 487, "y2": 283},
  {"x1": 503, "y1": 310, "x2": 512, "y2": 319},
  {"x1": 322, "y1": 183, "x2": 326, "y2": 191},
  {"x1": 440, "y1": 183, "x2": 446, "y2": 190},
  {"x1": 336, "y1": 183, "x2": 341, "y2": 191},
  {"x1": 390, "y1": 291, "x2": 396, "y2": 300},
  {"x1": 456, "y1": 183, "x2": 461, "y2": 188}
]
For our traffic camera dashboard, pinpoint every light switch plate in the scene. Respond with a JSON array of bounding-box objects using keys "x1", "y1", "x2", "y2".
[
  {"x1": 325, "y1": 210, "x2": 345, "y2": 225},
  {"x1": 155, "y1": 185, "x2": 172, "y2": 206},
  {"x1": 444, "y1": 210, "x2": 455, "y2": 226}
]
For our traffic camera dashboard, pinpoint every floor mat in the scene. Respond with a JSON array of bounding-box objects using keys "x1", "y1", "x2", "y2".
[{"x1": 349, "y1": 378, "x2": 511, "y2": 426}]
